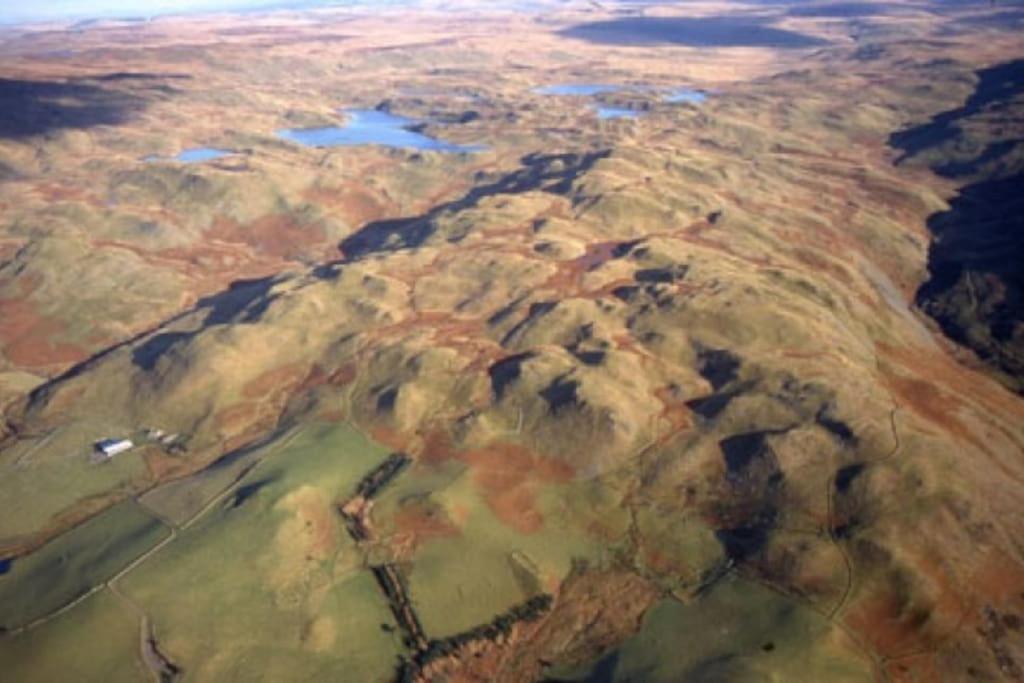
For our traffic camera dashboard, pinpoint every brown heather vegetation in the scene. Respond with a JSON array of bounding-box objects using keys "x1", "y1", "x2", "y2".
[{"x1": 1, "y1": 1, "x2": 1023, "y2": 681}]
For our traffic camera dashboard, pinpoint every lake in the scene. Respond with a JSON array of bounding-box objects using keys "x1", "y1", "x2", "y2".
[
  {"x1": 145, "y1": 147, "x2": 234, "y2": 163},
  {"x1": 175, "y1": 147, "x2": 233, "y2": 163},
  {"x1": 665, "y1": 89, "x2": 707, "y2": 104},
  {"x1": 276, "y1": 109, "x2": 484, "y2": 152},
  {"x1": 538, "y1": 83, "x2": 708, "y2": 119},
  {"x1": 558, "y1": 16, "x2": 830, "y2": 49},
  {"x1": 596, "y1": 106, "x2": 641, "y2": 120},
  {"x1": 533, "y1": 84, "x2": 627, "y2": 96}
]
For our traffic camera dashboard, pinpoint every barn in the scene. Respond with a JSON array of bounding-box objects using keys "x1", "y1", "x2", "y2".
[{"x1": 94, "y1": 438, "x2": 134, "y2": 458}]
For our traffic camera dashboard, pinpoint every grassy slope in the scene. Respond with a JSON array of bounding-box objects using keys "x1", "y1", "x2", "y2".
[
  {"x1": 0, "y1": 589, "x2": 144, "y2": 683},
  {"x1": 0, "y1": 432, "x2": 151, "y2": 541},
  {"x1": 118, "y1": 423, "x2": 403, "y2": 682},
  {"x1": 386, "y1": 469, "x2": 621, "y2": 639},
  {"x1": 552, "y1": 574, "x2": 871, "y2": 682},
  {"x1": 0, "y1": 499, "x2": 169, "y2": 630}
]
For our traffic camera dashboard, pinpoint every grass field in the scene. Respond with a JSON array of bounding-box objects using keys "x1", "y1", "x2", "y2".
[
  {"x1": 0, "y1": 499, "x2": 169, "y2": 630},
  {"x1": 117, "y1": 422, "x2": 404, "y2": 681},
  {"x1": 375, "y1": 462, "x2": 624, "y2": 639},
  {"x1": 0, "y1": 589, "x2": 145, "y2": 683},
  {"x1": 551, "y1": 574, "x2": 872, "y2": 681},
  {"x1": 139, "y1": 427, "x2": 295, "y2": 527},
  {"x1": 0, "y1": 429, "x2": 151, "y2": 540}
]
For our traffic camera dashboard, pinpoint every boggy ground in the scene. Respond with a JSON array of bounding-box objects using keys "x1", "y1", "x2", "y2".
[{"x1": 1, "y1": 1, "x2": 1023, "y2": 681}]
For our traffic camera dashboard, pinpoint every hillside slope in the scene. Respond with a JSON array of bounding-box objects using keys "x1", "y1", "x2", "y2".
[{"x1": 1, "y1": 2, "x2": 1023, "y2": 681}]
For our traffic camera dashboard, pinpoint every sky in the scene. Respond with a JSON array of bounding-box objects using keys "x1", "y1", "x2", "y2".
[{"x1": 0, "y1": 0, "x2": 383, "y2": 25}]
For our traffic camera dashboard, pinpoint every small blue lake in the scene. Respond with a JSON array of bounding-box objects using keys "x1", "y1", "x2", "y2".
[
  {"x1": 534, "y1": 83, "x2": 627, "y2": 96},
  {"x1": 0, "y1": 558, "x2": 12, "y2": 576},
  {"x1": 145, "y1": 148, "x2": 234, "y2": 164},
  {"x1": 537, "y1": 83, "x2": 708, "y2": 121},
  {"x1": 276, "y1": 109, "x2": 483, "y2": 153},
  {"x1": 176, "y1": 148, "x2": 233, "y2": 163},
  {"x1": 665, "y1": 89, "x2": 707, "y2": 104},
  {"x1": 596, "y1": 106, "x2": 640, "y2": 120}
]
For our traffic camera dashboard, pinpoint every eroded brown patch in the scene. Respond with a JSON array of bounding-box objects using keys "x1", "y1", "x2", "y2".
[
  {"x1": 971, "y1": 549, "x2": 1024, "y2": 607},
  {"x1": 886, "y1": 372, "x2": 980, "y2": 449},
  {"x1": 418, "y1": 429, "x2": 456, "y2": 466},
  {"x1": 370, "y1": 423, "x2": 413, "y2": 452},
  {"x1": 654, "y1": 384, "x2": 693, "y2": 435},
  {"x1": 392, "y1": 499, "x2": 461, "y2": 549},
  {"x1": 305, "y1": 182, "x2": 390, "y2": 226},
  {"x1": 420, "y1": 431, "x2": 576, "y2": 533},
  {"x1": 543, "y1": 240, "x2": 620, "y2": 293},
  {"x1": 327, "y1": 363, "x2": 357, "y2": 386},
  {"x1": 878, "y1": 341, "x2": 1024, "y2": 422},
  {"x1": 416, "y1": 569, "x2": 659, "y2": 682},
  {"x1": 460, "y1": 443, "x2": 573, "y2": 534},
  {"x1": 0, "y1": 297, "x2": 89, "y2": 369},
  {"x1": 845, "y1": 590, "x2": 931, "y2": 658},
  {"x1": 208, "y1": 214, "x2": 328, "y2": 262},
  {"x1": 241, "y1": 362, "x2": 308, "y2": 399},
  {"x1": 213, "y1": 402, "x2": 259, "y2": 435}
]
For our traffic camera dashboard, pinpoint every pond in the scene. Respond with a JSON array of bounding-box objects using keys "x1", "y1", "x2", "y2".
[
  {"x1": 175, "y1": 147, "x2": 233, "y2": 163},
  {"x1": 539, "y1": 83, "x2": 708, "y2": 120},
  {"x1": 145, "y1": 148, "x2": 234, "y2": 163},
  {"x1": 558, "y1": 16, "x2": 830, "y2": 49},
  {"x1": 596, "y1": 106, "x2": 641, "y2": 120},
  {"x1": 276, "y1": 109, "x2": 484, "y2": 152},
  {"x1": 665, "y1": 88, "x2": 707, "y2": 104},
  {"x1": 533, "y1": 83, "x2": 627, "y2": 96}
]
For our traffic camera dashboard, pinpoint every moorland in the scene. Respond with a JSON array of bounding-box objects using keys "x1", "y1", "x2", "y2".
[{"x1": 0, "y1": 1, "x2": 1023, "y2": 681}]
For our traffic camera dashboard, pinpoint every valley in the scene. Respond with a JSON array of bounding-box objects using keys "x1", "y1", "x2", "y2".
[{"x1": 0, "y1": 1, "x2": 1023, "y2": 681}]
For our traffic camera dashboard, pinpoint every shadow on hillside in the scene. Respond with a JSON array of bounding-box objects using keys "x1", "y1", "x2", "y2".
[
  {"x1": 787, "y1": 2, "x2": 893, "y2": 17},
  {"x1": 557, "y1": 16, "x2": 829, "y2": 48},
  {"x1": 0, "y1": 77, "x2": 148, "y2": 139},
  {"x1": 889, "y1": 58, "x2": 1024, "y2": 391},
  {"x1": 339, "y1": 150, "x2": 610, "y2": 259},
  {"x1": 888, "y1": 58, "x2": 1024, "y2": 167},
  {"x1": 915, "y1": 173, "x2": 1024, "y2": 389},
  {"x1": 87, "y1": 72, "x2": 192, "y2": 82},
  {"x1": 131, "y1": 276, "x2": 278, "y2": 372}
]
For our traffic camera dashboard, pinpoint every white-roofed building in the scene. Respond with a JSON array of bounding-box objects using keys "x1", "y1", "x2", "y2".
[{"x1": 94, "y1": 438, "x2": 134, "y2": 458}]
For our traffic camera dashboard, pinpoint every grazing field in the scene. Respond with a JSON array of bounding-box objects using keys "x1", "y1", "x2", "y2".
[
  {"x1": 0, "y1": 499, "x2": 168, "y2": 630},
  {"x1": 551, "y1": 574, "x2": 872, "y2": 681},
  {"x1": 0, "y1": 589, "x2": 143, "y2": 683},
  {"x1": 0, "y1": 0, "x2": 1022, "y2": 679},
  {"x1": 0, "y1": 430, "x2": 151, "y2": 543},
  {"x1": 368, "y1": 452, "x2": 629, "y2": 640},
  {"x1": 117, "y1": 423, "x2": 403, "y2": 681},
  {"x1": 139, "y1": 427, "x2": 294, "y2": 527}
]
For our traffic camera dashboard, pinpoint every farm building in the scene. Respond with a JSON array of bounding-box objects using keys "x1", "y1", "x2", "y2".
[{"x1": 94, "y1": 438, "x2": 134, "y2": 458}]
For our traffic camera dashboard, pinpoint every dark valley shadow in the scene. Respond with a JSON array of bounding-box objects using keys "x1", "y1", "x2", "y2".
[
  {"x1": 556, "y1": 16, "x2": 829, "y2": 49},
  {"x1": 339, "y1": 150, "x2": 610, "y2": 259},
  {"x1": 17, "y1": 274, "x2": 278, "y2": 411},
  {"x1": 131, "y1": 276, "x2": 278, "y2": 372},
  {"x1": 915, "y1": 172, "x2": 1024, "y2": 391},
  {"x1": 0, "y1": 77, "x2": 149, "y2": 139},
  {"x1": 889, "y1": 58, "x2": 1024, "y2": 392},
  {"x1": 888, "y1": 58, "x2": 1024, "y2": 166},
  {"x1": 787, "y1": 2, "x2": 894, "y2": 18}
]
